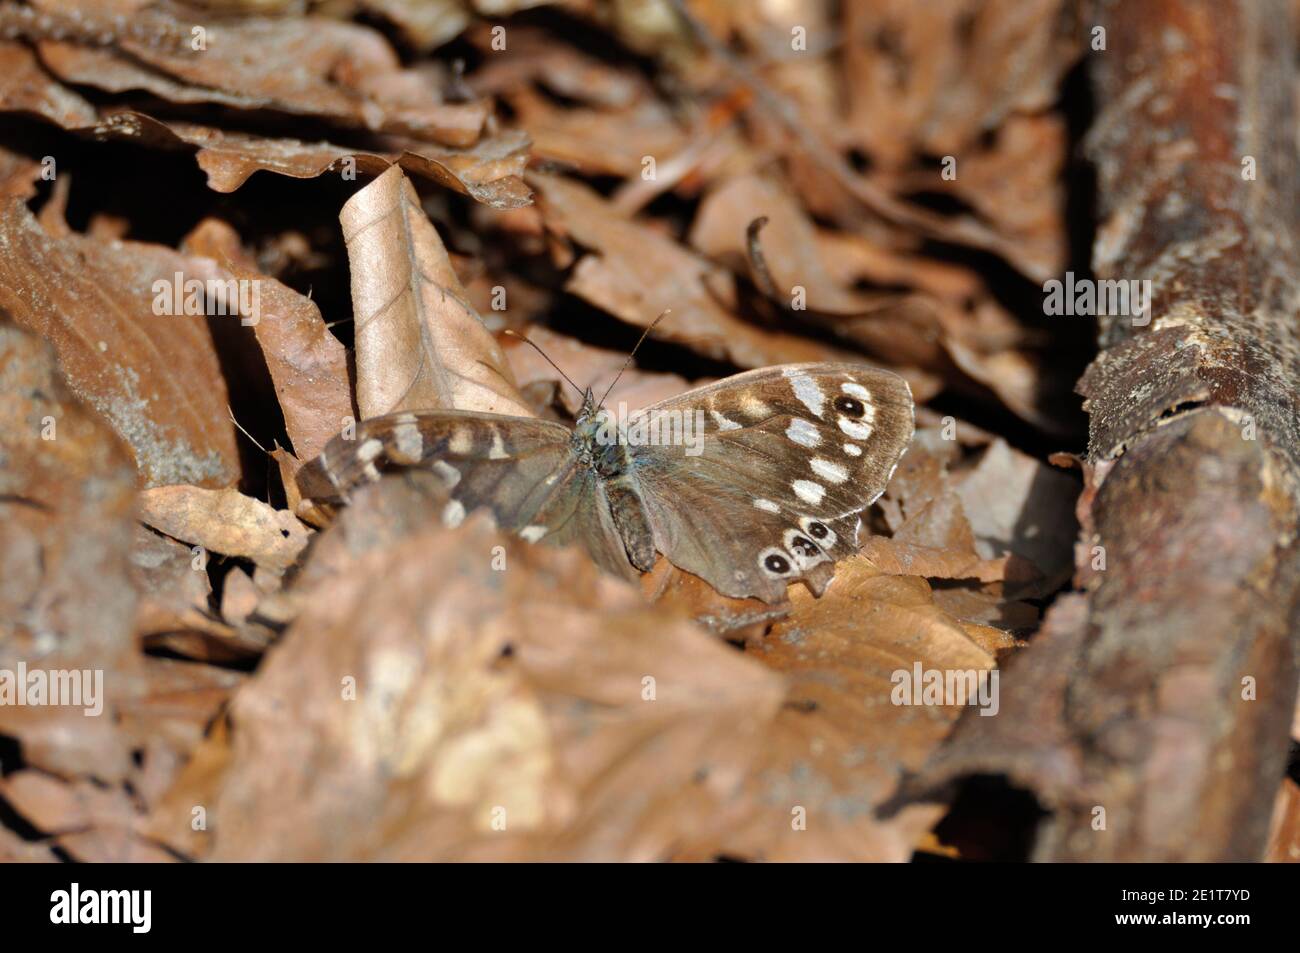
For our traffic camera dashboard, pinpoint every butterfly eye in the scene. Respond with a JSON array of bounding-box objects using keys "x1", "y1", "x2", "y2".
[
  {"x1": 807, "y1": 521, "x2": 829, "y2": 539},
  {"x1": 834, "y1": 396, "x2": 865, "y2": 418}
]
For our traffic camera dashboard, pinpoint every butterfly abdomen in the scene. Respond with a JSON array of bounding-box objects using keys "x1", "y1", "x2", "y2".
[{"x1": 604, "y1": 475, "x2": 655, "y2": 572}]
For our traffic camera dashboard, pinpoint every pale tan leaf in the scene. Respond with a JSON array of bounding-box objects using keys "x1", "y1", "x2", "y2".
[
  {"x1": 138, "y1": 486, "x2": 311, "y2": 574},
  {"x1": 340, "y1": 165, "x2": 533, "y2": 418}
]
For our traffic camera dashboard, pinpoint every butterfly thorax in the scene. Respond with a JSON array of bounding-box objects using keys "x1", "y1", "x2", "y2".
[
  {"x1": 568, "y1": 390, "x2": 654, "y2": 570},
  {"x1": 572, "y1": 393, "x2": 629, "y2": 479}
]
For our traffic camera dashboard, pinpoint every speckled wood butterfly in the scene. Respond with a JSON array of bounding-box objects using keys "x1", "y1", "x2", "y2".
[{"x1": 298, "y1": 363, "x2": 914, "y2": 603}]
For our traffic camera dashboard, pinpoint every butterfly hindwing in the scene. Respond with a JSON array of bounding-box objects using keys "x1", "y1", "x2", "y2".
[{"x1": 624, "y1": 363, "x2": 914, "y2": 602}]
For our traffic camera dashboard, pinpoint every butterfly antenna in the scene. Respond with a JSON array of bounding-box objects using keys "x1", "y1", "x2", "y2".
[
  {"x1": 503, "y1": 329, "x2": 586, "y2": 401},
  {"x1": 599, "y1": 309, "x2": 671, "y2": 408}
]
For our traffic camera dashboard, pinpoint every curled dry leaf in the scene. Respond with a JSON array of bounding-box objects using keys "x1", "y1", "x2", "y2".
[
  {"x1": 359, "y1": 0, "x2": 471, "y2": 51},
  {"x1": 842, "y1": 0, "x2": 1079, "y2": 168},
  {"x1": 509, "y1": 88, "x2": 691, "y2": 180},
  {"x1": 690, "y1": 173, "x2": 952, "y2": 372},
  {"x1": 131, "y1": 525, "x2": 223, "y2": 639},
  {"x1": 182, "y1": 219, "x2": 354, "y2": 462},
  {"x1": 468, "y1": 24, "x2": 648, "y2": 110},
  {"x1": 0, "y1": 40, "x2": 97, "y2": 128},
  {"x1": 0, "y1": 770, "x2": 171, "y2": 861},
  {"x1": 0, "y1": 197, "x2": 240, "y2": 488},
  {"x1": 691, "y1": 173, "x2": 880, "y2": 315},
  {"x1": 529, "y1": 172, "x2": 854, "y2": 369},
  {"x1": 138, "y1": 485, "x2": 311, "y2": 575},
  {"x1": 341, "y1": 165, "x2": 533, "y2": 419},
  {"x1": 36, "y1": 11, "x2": 490, "y2": 145},
  {"x1": 90, "y1": 112, "x2": 532, "y2": 207}
]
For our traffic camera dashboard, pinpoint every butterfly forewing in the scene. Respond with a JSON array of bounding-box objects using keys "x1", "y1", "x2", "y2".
[
  {"x1": 297, "y1": 409, "x2": 641, "y2": 582},
  {"x1": 625, "y1": 364, "x2": 914, "y2": 602}
]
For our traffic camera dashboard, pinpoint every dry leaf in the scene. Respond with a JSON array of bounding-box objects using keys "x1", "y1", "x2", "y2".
[
  {"x1": 182, "y1": 218, "x2": 354, "y2": 461},
  {"x1": 152, "y1": 505, "x2": 786, "y2": 861},
  {"x1": 138, "y1": 485, "x2": 311, "y2": 574},
  {"x1": 530, "y1": 172, "x2": 854, "y2": 369},
  {"x1": 37, "y1": 12, "x2": 490, "y2": 145},
  {"x1": 341, "y1": 165, "x2": 534, "y2": 418},
  {"x1": 0, "y1": 197, "x2": 241, "y2": 487},
  {"x1": 724, "y1": 559, "x2": 998, "y2": 861},
  {"x1": 0, "y1": 325, "x2": 143, "y2": 780}
]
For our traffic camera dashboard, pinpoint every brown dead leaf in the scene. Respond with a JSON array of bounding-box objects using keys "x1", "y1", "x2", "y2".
[
  {"x1": 0, "y1": 768, "x2": 174, "y2": 860},
  {"x1": 858, "y1": 537, "x2": 1020, "y2": 585},
  {"x1": 953, "y1": 439, "x2": 1079, "y2": 592},
  {"x1": 0, "y1": 324, "x2": 143, "y2": 781},
  {"x1": 360, "y1": 0, "x2": 471, "y2": 51},
  {"x1": 842, "y1": 0, "x2": 1078, "y2": 168},
  {"x1": 0, "y1": 40, "x2": 97, "y2": 128},
  {"x1": 150, "y1": 505, "x2": 786, "y2": 861},
  {"x1": 182, "y1": 218, "x2": 354, "y2": 462},
  {"x1": 131, "y1": 525, "x2": 222, "y2": 638},
  {"x1": 726, "y1": 558, "x2": 997, "y2": 861},
  {"x1": 36, "y1": 11, "x2": 490, "y2": 145},
  {"x1": 691, "y1": 172, "x2": 878, "y2": 315},
  {"x1": 0, "y1": 197, "x2": 241, "y2": 487},
  {"x1": 138, "y1": 485, "x2": 311, "y2": 574},
  {"x1": 530, "y1": 171, "x2": 855, "y2": 368},
  {"x1": 510, "y1": 88, "x2": 691, "y2": 179},
  {"x1": 92, "y1": 112, "x2": 532, "y2": 207},
  {"x1": 341, "y1": 165, "x2": 534, "y2": 418}
]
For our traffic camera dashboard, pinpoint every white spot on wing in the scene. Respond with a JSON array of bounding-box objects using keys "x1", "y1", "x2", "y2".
[
  {"x1": 357, "y1": 438, "x2": 383, "y2": 462},
  {"x1": 488, "y1": 430, "x2": 508, "y2": 459},
  {"x1": 839, "y1": 417, "x2": 872, "y2": 440},
  {"x1": 792, "y1": 479, "x2": 825, "y2": 505},
  {"x1": 710, "y1": 409, "x2": 743, "y2": 431},
  {"x1": 788, "y1": 374, "x2": 825, "y2": 418},
  {"x1": 449, "y1": 428, "x2": 473, "y2": 454},
  {"x1": 519, "y1": 525, "x2": 547, "y2": 542},
  {"x1": 431, "y1": 460, "x2": 461, "y2": 488},
  {"x1": 843, "y1": 443, "x2": 862, "y2": 457},
  {"x1": 741, "y1": 395, "x2": 773, "y2": 419},
  {"x1": 753, "y1": 498, "x2": 780, "y2": 513},
  {"x1": 811, "y1": 457, "x2": 848, "y2": 483},
  {"x1": 841, "y1": 381, "x2": 872, "y2": 401},
  {"x1": 442, "y1": 499, "x2": 465, "y2": 527},
  {"x1": 391, "y1": 424, "x2": 423, "y2": 463},
  {"x1": 785, "y1": 418, "x2": 821, "y2": 448}
]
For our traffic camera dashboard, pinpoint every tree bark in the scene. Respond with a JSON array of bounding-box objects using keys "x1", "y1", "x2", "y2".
[{"x1": 912, "y1": 0, "x2": 1300, "y2": 860}]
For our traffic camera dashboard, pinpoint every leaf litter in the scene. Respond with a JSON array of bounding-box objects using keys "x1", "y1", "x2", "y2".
[{"x1": 0, "y1": 0, "x2": 1287, "y2": 864}]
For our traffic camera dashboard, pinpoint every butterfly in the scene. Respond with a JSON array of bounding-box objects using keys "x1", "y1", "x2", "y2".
[{"x1": 297, "y1": 363, "x2": 914, "y2": 604}]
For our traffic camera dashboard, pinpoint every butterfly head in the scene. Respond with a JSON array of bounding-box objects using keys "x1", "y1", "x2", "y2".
[{"x1": 575, "y1": 387, "x2": 600, "y2": 425}]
